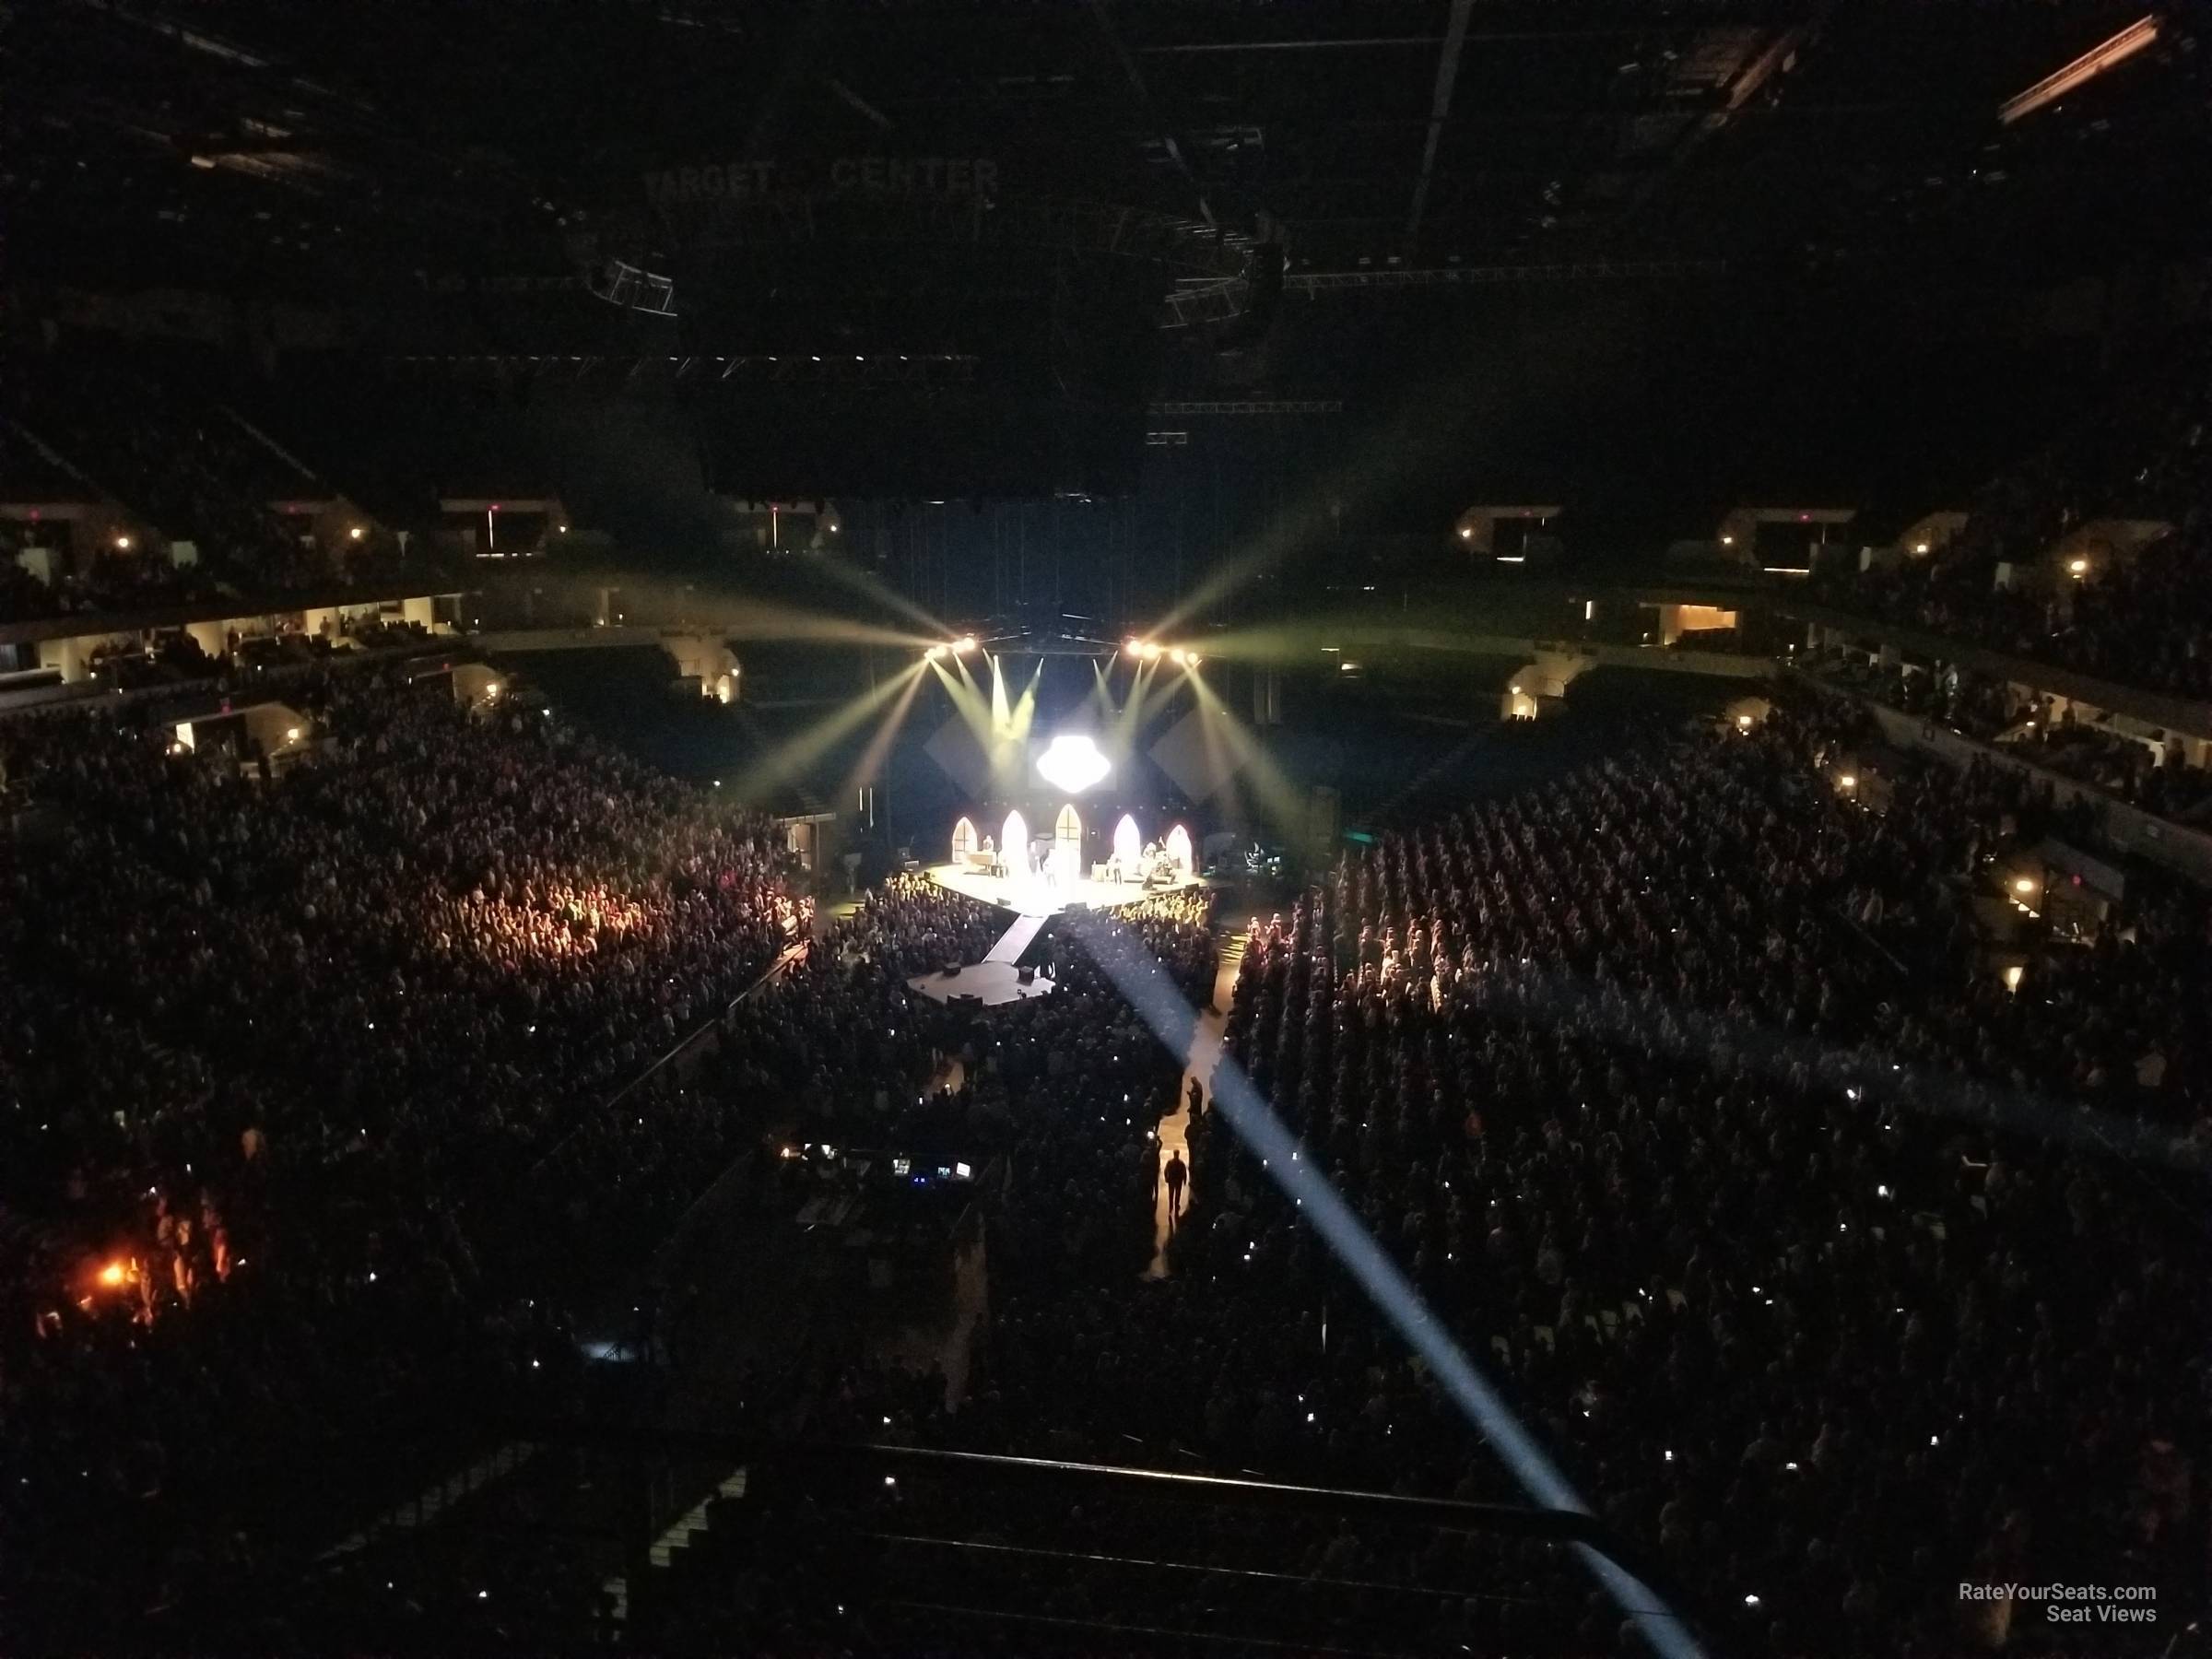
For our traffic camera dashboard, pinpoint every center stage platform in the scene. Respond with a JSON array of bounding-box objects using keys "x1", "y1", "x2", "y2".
[
  {"x1": 904, "y1": 864, "x2": 1206, "y2": 1008},
  {"x1": 920, "y1": 862, "x2": 1202, "y2": 921}
]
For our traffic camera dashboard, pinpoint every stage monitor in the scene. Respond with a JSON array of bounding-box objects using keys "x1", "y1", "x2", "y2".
[{"x1": 1034, "y1": 732, "x2": 1111, "y2": 794}]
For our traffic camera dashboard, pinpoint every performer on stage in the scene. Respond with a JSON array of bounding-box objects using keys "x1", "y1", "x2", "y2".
[
  {"x1": 981, "y1": 833, "x2": 1002, "y2": 878},
  {"x1": 1143, "y1": 841, "x2": 1176, "y2": 889}
]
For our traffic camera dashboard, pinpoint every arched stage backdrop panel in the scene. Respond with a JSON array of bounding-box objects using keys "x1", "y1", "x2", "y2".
[
  {"x1": 1112, "y1": 813, "x2": 1142, "y2": 870},
  {"x1": 1053, "y1": 804, "x2": 1083, "y2": 882},
  {"x1": 1165, "y1": 823, "x2": 1194, "y2": 877}
]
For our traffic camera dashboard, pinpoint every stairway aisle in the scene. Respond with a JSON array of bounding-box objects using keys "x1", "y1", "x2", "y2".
[{"x1": 1144, "y1": 928, "x2": 1246, "y2": 1279}]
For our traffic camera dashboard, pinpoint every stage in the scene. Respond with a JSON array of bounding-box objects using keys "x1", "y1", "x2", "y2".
[
  {"x1": 903, "y1": 863, "x2": 1208, "y2": 1008},
  {"x1": 920, "y1": 861, "x2": 1204, "y2": 921}
]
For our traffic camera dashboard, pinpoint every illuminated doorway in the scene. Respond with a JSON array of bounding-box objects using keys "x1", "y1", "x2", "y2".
[
  {"x1": 1112, "y1": 813, "x2": 1142, "y2": 879},
  {"x1": 1164, "y1": 823, "x2": 1194, "y2": 878},
  {"x1": 1054, "y1": 804, "x2": 1083, "y2": 882}
]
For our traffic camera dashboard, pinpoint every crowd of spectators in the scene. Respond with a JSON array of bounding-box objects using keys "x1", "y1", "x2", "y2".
[
  {"x1": 1200, "y1": 699, "x2": 2208, "y2": 1653},
  {"x1": 0, "y1": 519, "x2": 229, "y2": 623},
  {"x1": 11, "y1": 678, "x2": 2210, "y2": 1655},
  {"x1": 1, "y1": 360, "x2": 455, "y2": 624},
  {"x1": 1807, "y1": 648, "x2": 2212, "y2": 828},
  {"x1": 2017, "y1": 722, "x2": 2212, "y2": 823},
  {"x1": 0, "y1": 670, "x2": 803, "y2": 1641},
  {"x1": 837, "y1": 870, "x2": 1006, "y2": 975},
  {"x1": 1103, "y1": 887, "x2": 1221, "y2": 1002},
  {"x1": 1820, "y1": 336, "x2": 2212, "y2": 701},
  {"x1": 632, "y1": 700, "x2": 2206, "y2": 1657}
]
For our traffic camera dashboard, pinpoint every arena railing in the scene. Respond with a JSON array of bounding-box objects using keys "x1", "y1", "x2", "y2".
[
  {"x1": 1781, "y1": 597, "x2": 2212, "y2": 742},
  {"x1": 525, "y1": 931, "x2": 812, "y2": 1181},
  {"x1": 476, "y1": 1430, "x2": 1724, "y2": 1658},
  {"x1": 1795, "y1": 665, "x2": 2212, "y2": 887}
]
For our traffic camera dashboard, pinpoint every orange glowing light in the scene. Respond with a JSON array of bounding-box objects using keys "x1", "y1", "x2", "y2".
[{"x1": 97, "y1": 1261, "x2": 128, "y2": 1288}]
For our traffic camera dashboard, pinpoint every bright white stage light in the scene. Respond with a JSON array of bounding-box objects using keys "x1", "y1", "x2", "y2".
[{"x1": 1036, "y1": 733, "x2": 1111, "y2": 794}]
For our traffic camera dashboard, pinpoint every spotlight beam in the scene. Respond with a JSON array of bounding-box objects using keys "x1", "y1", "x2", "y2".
[
  {"x1": 482, "y1": 569, "x2": 942, "y2": 652},
  {"x1": 994, "y1": 658, "x2": 1044, "y2": 793},
  {"x1": 931, "y1": 649, "x2": 989, "y2": 727},
  {"x1": 802, "y1": 540, "x2": 955, "y2": 637},
  {"x1": 707, "y1": 598, "x2": 934, "y2": 651},
  {"x1": 988, "y1": 653, "x2": 1012, "y2": 736},
  {"x1": 1107, "y1": 656, "x2": 1157, "y2": 757},
  {"x1": 1187, "y1": 666, "x2": 1306, "y2": 841},
  {"x1": 840, "y1": 651, "x2": 931, "y2": 806},
  {"x1": 1151, "y1": 338, "x2": 1563, "y2": 635},
  {"x1": 1074, "y1": 919, "x2": 1709, "y2": 1659},
  {"x1": 727, "y1": 658, "x2": 925, "y2": 804}
]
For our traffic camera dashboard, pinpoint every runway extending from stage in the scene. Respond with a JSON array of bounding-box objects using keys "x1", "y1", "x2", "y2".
[{"x1": 904, "y1": 863, "x2": 1208, "y2": 1008}]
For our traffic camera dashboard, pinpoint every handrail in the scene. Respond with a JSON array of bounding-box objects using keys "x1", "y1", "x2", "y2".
[
  {"x1": 1796, "y1": 666, "x2": 2212, "y2": 888},
  {"x1": 0, "y1": 630, "x2": 460, "y2": 722},
  {"x1": 0, "y1": 576, "x2": 467, "y2": 648},
  {"x1": 490, "y1": 1427, "x2": 1621, "y2": 1549},
  {"x1": 867, "y1": 1532, "x2": 1547, "y2": 1607},
  {"x1": 1781, "y1": 596, "x2": 2212, "y2": 742},
  {"x1": 465, "y1": 1425, "x2": 1704, "y2": 1633},
  {"x1": 528, "y1": 933, "x2": 812, "y2": 1179}
]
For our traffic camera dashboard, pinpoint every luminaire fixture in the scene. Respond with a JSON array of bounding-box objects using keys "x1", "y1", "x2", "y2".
[{"x1": 1036, "y1": 733, "x2": 1111, "y2": 794}]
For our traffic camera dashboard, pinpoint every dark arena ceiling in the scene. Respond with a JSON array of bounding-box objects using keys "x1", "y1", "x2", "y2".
[{"x1": 6, "y1": 1, "x2": 2208, "y2": 496}]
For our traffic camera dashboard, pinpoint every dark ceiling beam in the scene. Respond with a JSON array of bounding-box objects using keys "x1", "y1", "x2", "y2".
[
  {"x1": 1722, "y1": 20, "x2": 1818, "y2": 113},
  {"x1": 1083, "y1": 0, "x2": 1215, "y2": 226},
  {"x1": 856, "y1": 93, "x2": 1940, "y2": 124},
  {"x1": 1131, "y1": 20, "x2": 1794, "y2": 53},
  {"x1": 824, "y1": 76, "x2": 893, "y2": 130},
  {"x1": 1139, "y1": 35, "x2": 1443, "y2": 52},
  {"x1": 1405, "y1": 0, "x2": 1477, "y2": 247},
  {"x1": 2000, "y1": 14, "x2": 2160, "y2": 125},
  {"x1": 742, "y1": 0, "x2": 841, "y2": 159},
  {"x1": 1608, "y1": 18, "x2": 1820, "y2": 238},
  {"x1": 1287, "y1": 260, "x2": 1724, "y2": 291}
]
